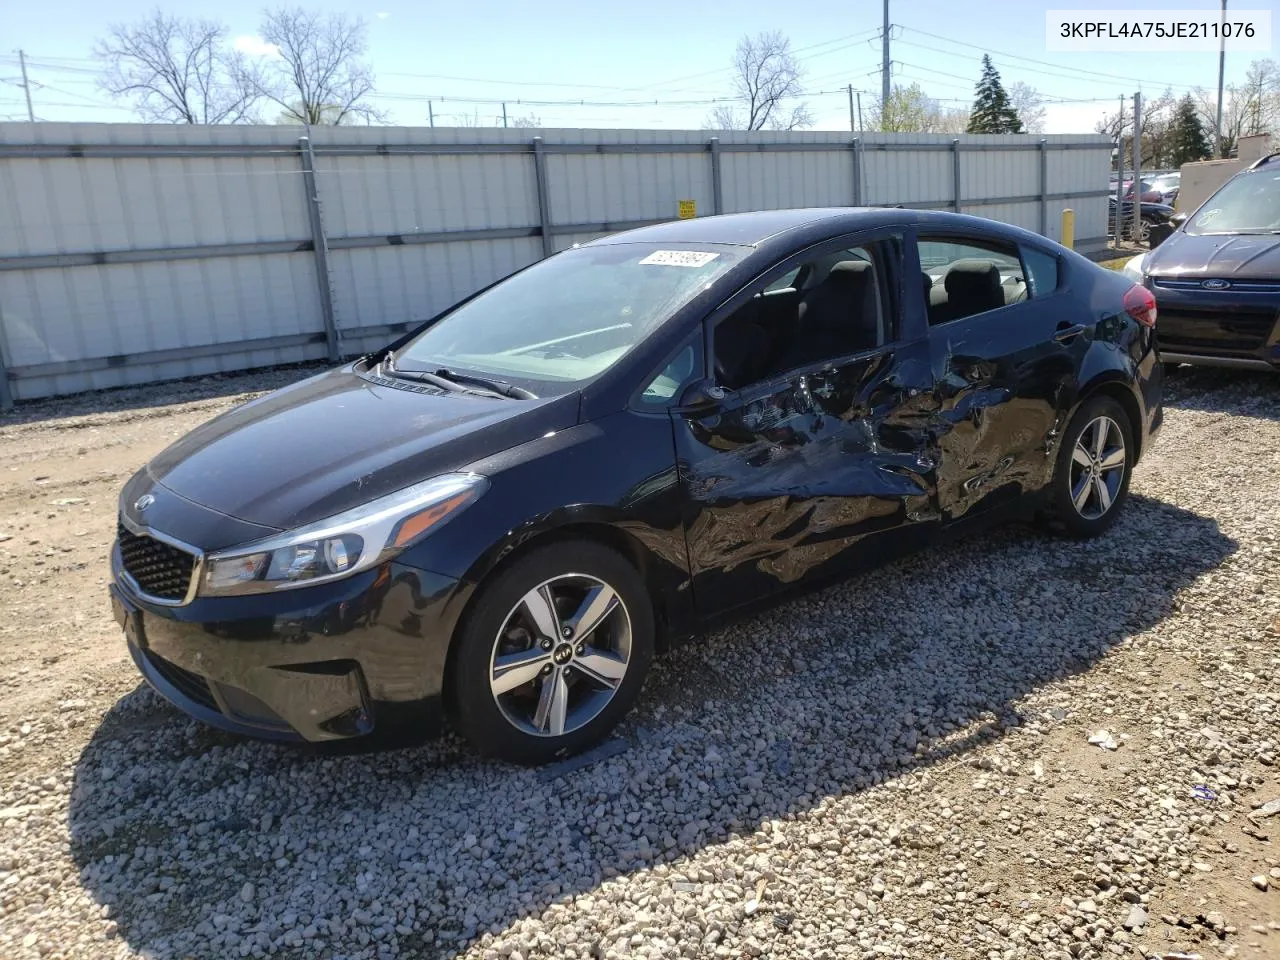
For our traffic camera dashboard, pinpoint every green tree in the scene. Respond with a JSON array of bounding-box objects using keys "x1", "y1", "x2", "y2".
[
  {"x1": 966, "y1": 55, "x2": 1023, "y2": 134},
  {"x1": 872, "y1": 83, "x2": 967, "y2": 133},
  {"x1": 1167, "y1": 94, "x2": 1211, "y2": 166}
]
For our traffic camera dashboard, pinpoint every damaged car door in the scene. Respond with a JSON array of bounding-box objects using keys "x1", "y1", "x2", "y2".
[
  {"x1": 917, "y1": 233, "x2": 1081, "y2": 521},
  {"x1": 671, "y1": 232, "x2": 940, "y2": 618}
]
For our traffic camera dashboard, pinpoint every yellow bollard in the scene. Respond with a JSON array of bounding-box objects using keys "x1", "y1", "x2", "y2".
[{"x1": 1060, "y1": 208, "x2": 1075, "y2": 250}]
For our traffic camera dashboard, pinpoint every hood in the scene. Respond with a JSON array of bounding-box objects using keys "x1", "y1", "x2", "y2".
[
  {"x1": 147, "y1": 367, "x2": 580, "y2": 530},
  {"x1": 1146, "y1": 231, "x2": 1280, "y2": 281}
]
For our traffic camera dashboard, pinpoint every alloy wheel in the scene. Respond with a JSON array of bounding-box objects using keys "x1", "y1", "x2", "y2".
[
  {"x1": 1069, "y1": 415, "x2": 1127, "y2": 521},
  {"x1": 488, "y1": 574, "x2": 632, "y2": 738}
]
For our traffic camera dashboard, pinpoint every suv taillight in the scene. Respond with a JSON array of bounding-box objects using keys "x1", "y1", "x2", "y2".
[{"x1": 1123, "y1": 284, "x2": 1157, "y2": 327}]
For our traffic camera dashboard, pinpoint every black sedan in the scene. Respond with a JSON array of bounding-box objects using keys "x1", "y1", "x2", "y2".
[
  {"x1": 111, "y1": 208, "x2": 1163, "y2": 763},
  {"x1": 1127, "y1": 151, "x2": 1280, "y2": 371},
  {"x1": 1108, "y1": 196, "x2": 1176, "y2": 245}
]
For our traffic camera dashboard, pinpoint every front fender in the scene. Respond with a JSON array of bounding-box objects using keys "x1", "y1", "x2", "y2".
[{"x1": 397, "y1": 410, "x2": 694, "y2": 637}]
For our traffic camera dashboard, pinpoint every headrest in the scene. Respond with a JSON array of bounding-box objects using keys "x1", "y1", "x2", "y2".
[{"x1": 944, "y1": 259, "x2": 1003, "y2": 304}]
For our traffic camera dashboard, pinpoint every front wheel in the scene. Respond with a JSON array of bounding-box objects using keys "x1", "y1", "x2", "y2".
[
  {"x1": 1048, "y1": 395, "x2": 1134, "y2": 538},
  {"x1": 450, "y1": 541, "x2": 654, "y2": 764}
]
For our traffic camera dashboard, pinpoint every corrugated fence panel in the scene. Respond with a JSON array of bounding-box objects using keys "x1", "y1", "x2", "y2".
[
  {"x1": 721, "y1": 148, "x2": 855, "y2": 213},
  {"x1": 863, "y1": 145, "x2": 953, "y2": 207},
  {"x1": 0, "y1": 123, "x2": 1113, "y2": 403},
  {"x1": 329, "y1": 238, "x2": 541, "y2": 336}
]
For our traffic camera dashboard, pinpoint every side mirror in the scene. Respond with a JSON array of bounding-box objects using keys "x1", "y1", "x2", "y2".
[
  {"x1": 1170, "y1": 212, "x2": 1189, "y2": 227},
  {"x1": 678, "y1": 379, "x2": 727, "y2": 411}
]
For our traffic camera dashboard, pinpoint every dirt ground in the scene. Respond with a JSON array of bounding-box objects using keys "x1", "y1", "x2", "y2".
[{"x1": 0, "y1": 364, "x2": 1277, "y2": 960}]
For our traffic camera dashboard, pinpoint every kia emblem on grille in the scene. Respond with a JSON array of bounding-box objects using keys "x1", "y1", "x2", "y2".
[
  {"x1": 1201, "y1": 279, "x2": 1230, "y2": 290},
  {"x1": 134, "y1": 494, "x2": 155, "y2": 512}
]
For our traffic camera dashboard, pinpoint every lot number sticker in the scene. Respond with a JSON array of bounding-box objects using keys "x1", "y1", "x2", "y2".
[
  {"x1": 639, "y1": 250, "x2": 720, "y2": 268},
  {"x1": 677, "y1": 199, "x2": 697, "y2": 219}
]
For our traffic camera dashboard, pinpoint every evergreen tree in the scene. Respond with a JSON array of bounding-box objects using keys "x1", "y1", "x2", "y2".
[
  {"x1": 966, "y1": 55, "x2": 1024, "y2": 134},
  {"x1": 1168, "y1": 95, "x2": 1211, "y2": 166}
]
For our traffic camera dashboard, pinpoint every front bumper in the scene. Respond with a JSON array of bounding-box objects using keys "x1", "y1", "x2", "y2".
[
  {"x1": 1151, "y1": 282, "x2": 1280, "y2": 371},
  {"x1": 110, "y1": 546, "x2": 472, "y2": 742}
]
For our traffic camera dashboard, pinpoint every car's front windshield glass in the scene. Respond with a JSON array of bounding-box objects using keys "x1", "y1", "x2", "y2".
[
  {"x1": 1186, "y1": 171, "x2": 1280, "y2": 235},
  {"x1": 392, "y1": 242, "x2": 741, "y2": 394}
]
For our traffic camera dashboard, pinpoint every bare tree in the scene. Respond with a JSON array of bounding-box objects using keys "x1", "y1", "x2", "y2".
[
  {"x1": 508, "y1": 113, "x2": 543, "y2": 129},
  {"x1": 706, "y1": 32, "x2": 813, "y2": 131},
  {"x1": 95, "y1": 10, "x2": 258, "y2": 123},
  {"x1": 1195, "y1": 58, "x2": 1280, "y2": 157},
  {"x1": 1007, "y1": 82, "x2": 1045, "y2": 134},
  {"x1": 249, "y1": 7, "x2": 384, "y2": 125}
]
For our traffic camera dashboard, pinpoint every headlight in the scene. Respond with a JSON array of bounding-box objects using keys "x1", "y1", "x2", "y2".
[
  {"x1": 200, "y1": 473, "x2": 487, "y2": 597},
  {"x1": 1121, "y1": 253, "x2": 1146, "y2": 284}
]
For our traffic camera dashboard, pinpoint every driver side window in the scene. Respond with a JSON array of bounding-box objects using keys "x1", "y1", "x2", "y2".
[{"x1": 712, "y1": 243, "x2": 891, "y2": 391}]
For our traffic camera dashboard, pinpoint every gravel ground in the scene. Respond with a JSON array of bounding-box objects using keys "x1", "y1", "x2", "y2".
[{"x1": 0, "y1": 365, "x2": 1277, "y2": 960}]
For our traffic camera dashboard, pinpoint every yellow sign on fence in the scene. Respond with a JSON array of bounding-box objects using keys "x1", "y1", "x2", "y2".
[{"x1": 677, "y1": 199, "x2": 696, "y2": 220}]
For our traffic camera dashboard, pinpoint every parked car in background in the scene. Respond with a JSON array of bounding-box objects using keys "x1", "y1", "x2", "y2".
[
  {"x1": 1125, "y1": 179, "x2": 1163, "y2": 204},
  {"x1": 1109, "y1": 196, "x2": 1177, "y2": 244},
  {"x1": 1124, "y1": 152, "x2": 1280, "y2": 371},
  {"x1": 110, "y1": 208, "x2": 1163, "y2": 763},
  {"x1": 1149, "y1": 173, "x2": 1180, "y2": 206}
]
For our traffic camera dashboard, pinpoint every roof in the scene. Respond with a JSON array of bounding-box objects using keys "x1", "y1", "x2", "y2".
[{"x1": 589, "y1": 207, "x2": 1034, "y2": 249}]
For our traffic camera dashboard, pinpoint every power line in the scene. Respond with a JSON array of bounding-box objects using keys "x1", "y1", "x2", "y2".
[{"x1": 898, "y1": 26, "x2": 1201, "y2": 91}]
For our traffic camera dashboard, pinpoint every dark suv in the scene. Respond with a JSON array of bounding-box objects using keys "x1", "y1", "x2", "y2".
[{"x1": 1131, "y1": 152, "x2": 1280, "y2": 371}]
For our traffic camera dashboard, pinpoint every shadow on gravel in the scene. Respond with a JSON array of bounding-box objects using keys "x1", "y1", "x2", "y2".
[
  {"x1": 68, "y1": 493, "x2": 1235, "y2": 960},
  {"x1": 1162, "y1": 365, "x2": 1280, "y2": 421},
  {"x1": 0, "y1": 363, "x2": 323, "y2": 428}
]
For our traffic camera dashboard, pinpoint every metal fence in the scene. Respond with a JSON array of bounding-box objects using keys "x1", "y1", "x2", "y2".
[{"x1": 0, "y1": 123, "x2": 1113, "y2": 406}]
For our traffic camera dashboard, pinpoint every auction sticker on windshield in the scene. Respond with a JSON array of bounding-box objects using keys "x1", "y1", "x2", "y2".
[{"x1": 639, "y1": 250, "x2": 721, "y2": 268}]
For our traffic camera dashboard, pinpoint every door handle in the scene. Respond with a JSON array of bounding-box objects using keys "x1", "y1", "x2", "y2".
[{"x1": 1054, "y1": 323, "x2": 1086, "y2": 342}]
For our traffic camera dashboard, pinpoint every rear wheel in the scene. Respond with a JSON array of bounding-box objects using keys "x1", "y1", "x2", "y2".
[
  {"x1": 450, "y1": 541, "x2": 653, "y2": 764},
  {"x1": 1048, "y1": 395, "x2": 1134, "y2": 538}
]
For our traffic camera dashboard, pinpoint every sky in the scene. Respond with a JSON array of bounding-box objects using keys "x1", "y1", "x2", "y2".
[{"x1": 0, "y1": 0, "x2": 1274, "y2": 133}]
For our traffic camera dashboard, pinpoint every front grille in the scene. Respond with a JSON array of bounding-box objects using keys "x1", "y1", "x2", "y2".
[
  {"x1": 1157, "y1": 306, "x2": 1278, "y2": 352},
  {"x1": 1153, "y1": 277, "x2": 1280, "y2": 293},
  {"x1": 117, "y1": 523, "x2": 196, "y2": 601},
  {"x1": 146, "y1": 651, "x2": 219, "y2": 712}
]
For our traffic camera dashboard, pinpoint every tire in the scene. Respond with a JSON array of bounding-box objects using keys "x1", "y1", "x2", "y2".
[
  {"x1": 1128, "y1": 217, "x2": 1152, "y2": 244},
  {"x1": 450, "y1": 540, "x2": 654, "y2": 764},
  {"x1": 1048, "y1": 395, "x2": 1135, "y2": 539}
]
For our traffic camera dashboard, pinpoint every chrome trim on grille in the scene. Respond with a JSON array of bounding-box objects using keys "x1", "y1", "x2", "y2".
[
  {"x1": 1152, "y1": 277, "x2": 1280, "y2": 293},
  {"x1": 117, "y1": 513, "x2": 205, "y2": 607}
]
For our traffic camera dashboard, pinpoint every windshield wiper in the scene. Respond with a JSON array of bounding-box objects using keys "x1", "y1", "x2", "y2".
[
  {"x1": 383, "y1": 352, "x2": 536, "y2": 399},
  {"x1": 429, "y1": 367, "x2": 537, "y2": 400}
]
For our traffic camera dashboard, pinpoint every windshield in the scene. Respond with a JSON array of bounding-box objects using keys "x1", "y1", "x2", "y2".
[
  {"x1": 393, "y1": 242, "x2": 742, "y2": 392},
  {"x1": 1186, "y1": 171, "x2": 1280, "y2": 235}
]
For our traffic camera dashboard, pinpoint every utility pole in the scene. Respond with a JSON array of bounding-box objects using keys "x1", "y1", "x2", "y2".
[
  {"x1": 881, "y1": 0, "x2": 892, "y2": 109},
  {"x1": 18, "y1": 49, "x2": 34, "y2": 122},
  {"x1": 502, "y1": 102, "x2": 508, "y2": 128},
  {"x1": 1214, "y1": 0, "x2": 1227, "y2": 157},
  {"x1": 848, "y1": 84, "x2": 855, "y2": 132},
  {"x1": 856, "y1": 90, "x2": 863, "y2": 134},
  {"x1": 1132, "y1": 91, "x2": 1142, "y2": 242},
  {"x1": 428, "y1": 100, "x2": 434, "y2": 127},
  {"x1": 1114, "y1": 94, "x2": 1125, "y2": 244}
]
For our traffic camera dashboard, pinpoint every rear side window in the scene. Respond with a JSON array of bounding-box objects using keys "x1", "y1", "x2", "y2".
[
  {"x1": 1021, "y1": 247, "x2": 1060, "y2": 297},
  {"x1": 918, "y1": 236, "x2": 1023, "y2": 325}
]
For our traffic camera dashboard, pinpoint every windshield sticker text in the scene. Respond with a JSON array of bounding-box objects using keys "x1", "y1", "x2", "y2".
[{"x1": 639, "y1": 250, "x2": 721, "y2": 268}]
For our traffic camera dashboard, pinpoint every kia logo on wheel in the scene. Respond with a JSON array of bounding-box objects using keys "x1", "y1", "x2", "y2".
[
  {"x1": 1201, "y1": 279, "x2": 1230, "y2": 290},
  {"x1": 133, "y1": 494, "x2": 155, "y2": 513}
]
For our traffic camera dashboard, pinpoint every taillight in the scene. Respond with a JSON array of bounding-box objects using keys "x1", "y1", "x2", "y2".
[{"x1": 1123, "y1": 284, "x2": 1157, "y2": 327}]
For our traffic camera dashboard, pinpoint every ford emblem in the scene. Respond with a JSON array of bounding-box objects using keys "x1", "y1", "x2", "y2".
[
  {"x1": 1201, "y1": 278, "x2": 1230, "y2": 290},
  {"x1": 134, "y1": 493, "x2": 156, "y2": 513}
]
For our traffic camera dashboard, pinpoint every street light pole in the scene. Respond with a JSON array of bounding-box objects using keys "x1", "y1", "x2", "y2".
[{"x1": 1215, "y1": 0, "x2": 1227, "y2": 156}]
